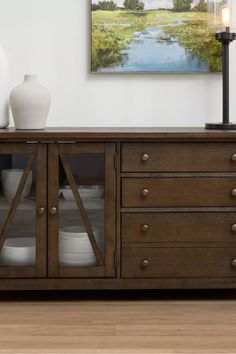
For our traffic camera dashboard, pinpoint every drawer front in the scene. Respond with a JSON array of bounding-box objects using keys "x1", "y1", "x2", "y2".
[
  {"x1": 122, "y1": 143, "x2": 236, "y2": 172},
  {"x1": 122, "y1": 247, "x2": 236, "y2": 278},
  {"x1": 122, "y1": 178, "x2": 236, "y2": 207},
  {"x1": 122, "y1": 213, "x2": 236, "y2": 243}
]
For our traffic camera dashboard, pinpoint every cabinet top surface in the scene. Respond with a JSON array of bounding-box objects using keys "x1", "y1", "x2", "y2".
[{"x1": 1, "y1": 127, "x2": 236, "y2": 141}]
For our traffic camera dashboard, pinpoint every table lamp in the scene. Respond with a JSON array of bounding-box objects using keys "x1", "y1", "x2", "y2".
[{"x1": 206, "y1": 0, "x2": 236, "y2": 130}]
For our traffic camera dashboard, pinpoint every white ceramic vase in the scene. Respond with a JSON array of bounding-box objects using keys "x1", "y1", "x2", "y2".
[
  {"x1": 0, "y1": 45, "x2": 10, "y2": 128},
  {"x1": 10, "y1": 75, "x2": 51, "y2": 129}
]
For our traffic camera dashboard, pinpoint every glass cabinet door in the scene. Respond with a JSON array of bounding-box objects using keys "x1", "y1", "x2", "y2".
[
  {"x1": 0, "y1": 143, "x2": 47, "y2": 278},
  {"x1": 48, "y1": 143, "x2": 116, "y2": 278}
]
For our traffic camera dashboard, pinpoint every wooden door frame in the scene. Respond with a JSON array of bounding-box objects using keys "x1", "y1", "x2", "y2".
[
  {"x1": 0, "y1": 143, "x2": 47, "y2": 279},
  {"x1": 47, "y1": 143, "x2": 117, "y2": 278}
]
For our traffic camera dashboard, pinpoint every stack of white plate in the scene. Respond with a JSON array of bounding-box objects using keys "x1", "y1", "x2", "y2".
[
  {"x1": 1, "y1": 237, "x2": 36, "y2": 266},
  {"x1": 59, "y1": 226, "x2": 104, "y2": 267}
]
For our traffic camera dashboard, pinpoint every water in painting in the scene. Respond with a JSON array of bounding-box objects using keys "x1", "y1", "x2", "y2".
[{"x1": 91, "y1": 0, "x2": 222, "y2": 73}]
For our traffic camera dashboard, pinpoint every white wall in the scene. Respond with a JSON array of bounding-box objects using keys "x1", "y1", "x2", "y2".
[{"x1": 0, "y1": 0, "x2": 235, "y2": 127}]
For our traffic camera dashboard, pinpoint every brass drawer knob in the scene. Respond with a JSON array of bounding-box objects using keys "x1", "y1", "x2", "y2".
[
  {"x1": 232, "y1": 259, "x2": 236, "y2": 267},
  {"x1": 38, "y1": 207, "x2": 46, "y2": 215},
  {"x1": 49, "y1": 207, "x2": 57, "y2": 215},
  {"x1": 141, "y1": 259, "x2": 149, "y2": 268},
  {"x1": 232, "y1": 154, "x2": 236, "y2": 162},
  {"x1": 141, "y1": 154, "x2": 149, "y2": 162},
  {"x1": 141, "y1": 188, "x2": 149, "y2": 197},
  {"x1": 232, "y1": 189, "x2": 236, "y2": 197},
  {"x1": 232, "y1": 224, "x2": 236, "y2": 232},
  {"x1": 141, "y1": 224, "x2": 149, "y2": 232}
]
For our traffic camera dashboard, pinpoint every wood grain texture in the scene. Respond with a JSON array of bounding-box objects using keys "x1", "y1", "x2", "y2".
[
  {"x1": 116, "y1": 143, "x2": 121, "y2": 278},
  {"x1": 58, "y1": 266, "x2": 105, "y2": 278},
  {"x1": 122, "y1": 177, "x2": 236, "y2": 207},
  {"x1": 35, "y1": 143, "x2": 47, "y2": 277},
  {"x1": 122, "y1": 143, "x2": 236, "y2": 172},
  {"x1": 121, "y1": 207, "x2": 236, "y2": 212},
  {"x1": 1, "y1": 277, "x2": 236, "y2": 290},
  {"x1": 104, "y1": 143, "x2": 117, "y2": 277},
  {"x1": 1, "y1": 127, "x2": 236, "y2": 142},
  {"x1": 122, "y1": 247, "x2": 236, "y2": 278},
  {"x1": 0, "y1": 267, "x2": 35, "y2": 279},
  {"x1": 47, "y1": 144, "x2": 59, "y2": 278},
  {"x1": 0, "y1": 297, "x2": 236, "y2": 353},
  {"x1": 0, "y1": 143, "x2": 36, "y2": 154},
  {"x1": 122, "y1": 212, "x2": 236, "y2": 243},
  {"x1": 122, "y1": 241, "x2": 236, "y2": 248}
]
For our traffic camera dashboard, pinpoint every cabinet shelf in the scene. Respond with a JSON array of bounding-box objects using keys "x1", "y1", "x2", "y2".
[
  {"x1": 0, "y1": 198, "x2": 35, "y2": 211},
  {"x1": 0, "y1": 198, "x2": 104, "y2": 211},
  {"x1": 59, "y1": 198, "x2": 104, "y2": 210}
]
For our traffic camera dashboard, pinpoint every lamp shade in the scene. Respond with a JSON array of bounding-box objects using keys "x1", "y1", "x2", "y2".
[{"x1": 208, "y1": 0, "x2": 236, "y2": 31}]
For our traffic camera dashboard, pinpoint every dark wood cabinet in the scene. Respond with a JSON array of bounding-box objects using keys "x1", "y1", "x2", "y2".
[
  {"x1": 122, "y1": 177, "x2": 236, "y2": 207},
  {"x1": 47, "y1": 143, "x2": 116, "y2": 278},
  {"x1": 0, "y1": 143, "x2": 47, "y2": 279},
  {"x1": 0, "y1": 128, "x2": 236, "y2": 290},
  {"x1": 122, "y1": 247, "x2": 236, "y2": 278},
  {"x1": 122, "y1": 142, "x2": 236, "y2": 172},
  {"x1": 122, "y1": 212, "x2": 236, "y2": 243}
]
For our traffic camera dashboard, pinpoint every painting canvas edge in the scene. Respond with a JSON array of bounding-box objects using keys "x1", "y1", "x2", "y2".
[{"x1": 90, "y1": 0, "x2": 222, "y2": 74}]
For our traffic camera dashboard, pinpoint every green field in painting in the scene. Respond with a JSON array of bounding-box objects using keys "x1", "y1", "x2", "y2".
[{"x1": 91, "y1": 10, "x2": 221, "y2": 72}]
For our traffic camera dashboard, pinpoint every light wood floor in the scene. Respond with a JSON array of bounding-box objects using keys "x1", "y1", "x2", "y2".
[{"x1": 0, "y1": 291, "x2": 236, "y2": 354}]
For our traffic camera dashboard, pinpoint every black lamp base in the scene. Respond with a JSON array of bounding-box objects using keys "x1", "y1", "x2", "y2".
[{"x1": 205, "y1": 123, "x2": 236, "y2": 130}]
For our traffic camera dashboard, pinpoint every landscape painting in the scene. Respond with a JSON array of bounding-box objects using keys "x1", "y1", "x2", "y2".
[{"x1": 91, "y1": 0, "x2": 222, "y2": 73}]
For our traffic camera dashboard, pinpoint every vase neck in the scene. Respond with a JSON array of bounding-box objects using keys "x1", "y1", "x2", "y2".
[{"x1": 24, "y1": 75, "x2": 37, "y2": 82}]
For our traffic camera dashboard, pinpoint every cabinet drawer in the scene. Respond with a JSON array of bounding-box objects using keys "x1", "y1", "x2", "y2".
[
  {"x1": 122, "y1": 143, "x2": 236, "y2": 172},
  {"x1": 122, "y1": 213, "x2": 236, "y2": 243},
  {"x1": 122, "y1": 247, "x2": 236, "y2": 278},
  {"x1": 122, "y1": 178, "x2": 236, "y2": 207}
]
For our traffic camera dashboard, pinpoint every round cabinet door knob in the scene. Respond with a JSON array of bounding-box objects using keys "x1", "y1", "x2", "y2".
[
  {"x1": 141, "y1": 154, "x2": 149, "y2": 162},
  {"x1": 141, "y1": 189, "x2": 149, "y2": 197},
  {"x1": 232, "y1": 154, "x2": 236, "y2": 162},
  {"x1": 141, "y1": 259, "x2": 149, "y2": 268},
  {"x1": 38, "y1": 207, "x2": 46, "y2": 215},
  {"x1": 141, "y1": 224, "x2": 149, "y2": 232},
  {"x1": 49, "y1": 207, "x2": 57, "y2": 215},
  {"x1": 232, "y1": 259, "x2": 236, "y2": 267},
  {"x1": 232, "y1": 224, "x2": 236, "y2": 232},
  {"x1": 232, "y1": 189, "x2": 236, "y2": 197}
]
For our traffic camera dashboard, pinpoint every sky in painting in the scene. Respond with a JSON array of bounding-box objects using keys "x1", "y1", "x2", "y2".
[{"x1": 91, "y1": 0, "x2": 201, "y2": 10}]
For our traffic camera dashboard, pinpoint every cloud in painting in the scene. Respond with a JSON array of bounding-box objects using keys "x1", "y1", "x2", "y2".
[{"x1": 91, "y1": 0, "x2": 201, "y2": 9}]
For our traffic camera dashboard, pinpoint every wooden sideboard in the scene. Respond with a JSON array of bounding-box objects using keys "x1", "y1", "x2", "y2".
[{"x1": 0, "y1": 127, "x2": 236, "y2": 290}]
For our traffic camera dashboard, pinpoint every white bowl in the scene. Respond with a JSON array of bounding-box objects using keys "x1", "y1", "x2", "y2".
[
  {"x1": 1, "y1": 169, "x2": 32, "y2": 201},
  {"x1": 1, "y1": 237, "x2": 35, "y2": 266},
  {"x1": 60, "y1": 185, "x2": 103, "y2": 201}
]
